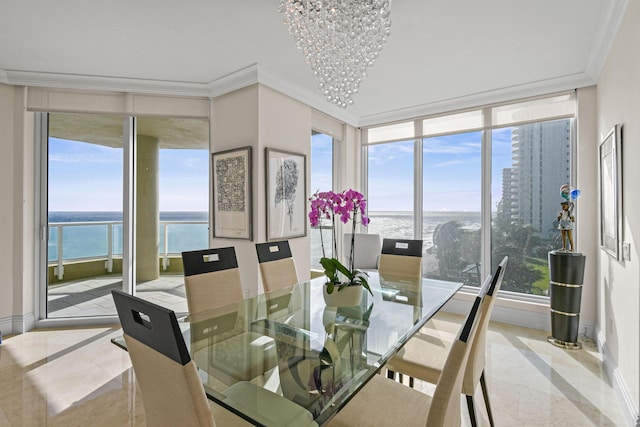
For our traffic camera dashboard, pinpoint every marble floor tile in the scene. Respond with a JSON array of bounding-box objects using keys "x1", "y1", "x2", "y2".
[{"x1": 0, "y1": 318, "x2": 628, "y2": 426}]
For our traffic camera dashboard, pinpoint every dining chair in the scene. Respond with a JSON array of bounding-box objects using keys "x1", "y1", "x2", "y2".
[
  {"x1": 326, "y1": 281, "x2": 488, "y2": 427},
  {"x1": 182, "y1": 247, "x2": 244, "y2": 316},
  {"x1": 255, "y1": 240, "x2": 299, "y2": 292},
  {"x1": 342, "y1": 233, "x2": 382, "y2": 270},
  {"x1": 111, "y1": 289, "x2": 250, "y2": 427},
  {"x1": 385, "y1": 256, "x2": 509, "y2": 427},
  {"x1": 378, "y1": 238, "x2": 423, "y2": 279},
  {"x1": 181, "y1": 247, "x2": 278, "y2": 384}
]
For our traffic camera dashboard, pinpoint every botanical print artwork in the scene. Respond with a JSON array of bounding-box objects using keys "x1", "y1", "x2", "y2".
[
  {"x1": 275, "y1": 159, "x2": 299, "y2": 230},
  {"x1": 216, "y1": 155, "x2": 245, "y2": 212},
  {"x1": 266, "y1": 148, "x2": 306, "y2": 241}
]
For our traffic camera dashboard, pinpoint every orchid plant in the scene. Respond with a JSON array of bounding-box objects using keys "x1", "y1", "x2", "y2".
[{"x1": 309, "y1": 189, "x2": 372, "y2": 295}]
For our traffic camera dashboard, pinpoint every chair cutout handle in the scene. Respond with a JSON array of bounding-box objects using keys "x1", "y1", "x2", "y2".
[
  {"x1": 203, "y1": 253, "x2": 220, "y2": 263},
  {"x1": 132, "y1": 309, "x2": 152, "y2": 329}
]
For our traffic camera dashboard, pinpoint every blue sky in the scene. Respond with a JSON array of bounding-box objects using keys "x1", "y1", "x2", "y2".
[
  {"x1": 48, "y1": 138, "x2": 209, "y2": 212},
  {"x1": 51, "y1": 128, "x2": 514, "y2": 213},
  {"x1": 313, "y1": 129, "x2": 515, "y2": 212}
]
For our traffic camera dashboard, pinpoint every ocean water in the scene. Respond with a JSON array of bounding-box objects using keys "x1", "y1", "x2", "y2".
[
  {"x1": 310, "y1": 211, "x2": 481, "y2": 267},
  {"x1": 48, "y1": 211, "x2": 482, "y2": 268},
  {"x1": 48, "y1": 211, "x2": 208, "y2": 262}
]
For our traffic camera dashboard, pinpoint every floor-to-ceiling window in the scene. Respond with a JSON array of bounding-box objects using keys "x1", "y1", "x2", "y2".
[
  {"x1": 42, "y1": 113, "x2": 209, "y2": 319},
  {"x1": 362, "y1": 92, "x2": 575, "y2": 297},
  {"x1": 423, "y1": 131, "x2": 482, "y2": 287},
  {"x1": 310, "y1": 131, "x2": 334, "y2": 266},
  {"x1": 491, "y1": 119, "x2": 572, "y2": 295},
  {"x1": 367, "y1": 140, "x2": 415, "y2": 239}
]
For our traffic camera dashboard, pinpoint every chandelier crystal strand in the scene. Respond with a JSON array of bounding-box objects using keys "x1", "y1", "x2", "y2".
[{"x1": 279, "y1": 0, "x2": 391, "y2": 109}]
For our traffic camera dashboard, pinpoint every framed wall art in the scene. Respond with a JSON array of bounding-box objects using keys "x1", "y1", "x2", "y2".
[
  {"x1": 266, "y1": 148, "x2": 307, "y2": 241},
  {"x1": 212, "y1": 146, "x2": 252, "y2": 240},
  {"x1": 599, "y1": 124, "x2": 622, "y2": 259}
]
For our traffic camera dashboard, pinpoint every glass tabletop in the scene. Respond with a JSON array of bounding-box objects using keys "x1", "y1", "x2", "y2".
[{"x1": 186, "y1": 272, "x2": 462, "y2": 426}]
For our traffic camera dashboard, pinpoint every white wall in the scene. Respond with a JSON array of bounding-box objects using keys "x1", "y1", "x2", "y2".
[
  {"x1": 0, "y1": 83, "x2": 16, "y2": 332},
  {"x1": 210, "y1": 85, "x2": 261, "y2": 297},
  {"x1": 210, "y1": 84, "x2": 314, "y2": 296},
  {"x1": 596, "y1": 0, "x2": 640, "y2": 423},
  {"x1": 258, "y1": 86, "x2": 312, "y2": 284},
  {"x1": 576, "y1": 86, "x2": 599, "y2": 332},
  {"x1": 0, "y1": 84, "x2": 35, "y2": 334}
]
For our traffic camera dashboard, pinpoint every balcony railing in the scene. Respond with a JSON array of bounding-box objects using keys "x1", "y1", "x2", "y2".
[{"x1": 48, "y1": 220, "x2": 208, "y2": 280}]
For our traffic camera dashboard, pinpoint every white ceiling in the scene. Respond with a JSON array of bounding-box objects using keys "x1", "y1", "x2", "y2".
[{"x1": 0, "y1": 0, "x2": 628, "y2": 126}]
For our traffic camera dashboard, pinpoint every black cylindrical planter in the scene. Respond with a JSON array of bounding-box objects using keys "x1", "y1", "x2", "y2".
[{"x1": 548, "y1": 250, "x2": 586, "y2": 349}]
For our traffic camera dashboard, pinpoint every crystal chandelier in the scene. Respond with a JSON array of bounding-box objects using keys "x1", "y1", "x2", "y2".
[{"x1": 279, "y1": 0, "x2": 392, "y2": 108}]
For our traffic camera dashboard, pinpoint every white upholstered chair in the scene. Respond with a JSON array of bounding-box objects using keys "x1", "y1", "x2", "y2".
[
  {"x1": 386, "y1": 256, "x2": 509, "y2": 426},
  {"x1": 255, "y1": 240, "x2": 299, "y2": 293},
  {"x1": 326, "y1": 278, "x2": 490, "y2": 427},
  {"x1": 378, "y1": 238, "x2": 423, "y2": 279},
  {"x1": 181, "y1": 247, "x2": 278, "y2": 384},
  {"x1": 113, "y1": 290, "x2": 315, "y2": 426},
  {"x1": 342, "y1": 233, "x2": 382, "y2": 270},
  {"x1": 111, "y1": 289, "x2": 250, "y2": 427},
  {"x1": 181, "y1": 247, "x2": 245, "y2": 316}
]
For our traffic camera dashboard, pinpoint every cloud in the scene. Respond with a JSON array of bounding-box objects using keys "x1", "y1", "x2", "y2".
[{"x1": 48, "y1": 152, "x2": 120, "y2": 164}]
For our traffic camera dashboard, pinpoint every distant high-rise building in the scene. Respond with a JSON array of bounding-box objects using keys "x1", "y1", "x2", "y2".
[{"x1": 503, "y1": 120, "x2": 571, "y2": 238}]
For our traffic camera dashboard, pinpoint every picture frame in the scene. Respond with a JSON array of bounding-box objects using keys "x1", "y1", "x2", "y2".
[
  {"x1": 599, "y1": 124, "x2": 622, "y2": 260},
  {"x1": 266, "y1": 148, "x2": 307, "y2": 241},
  {"x1": 212, "y1": 146, "x2": 252, "y2": 240}
]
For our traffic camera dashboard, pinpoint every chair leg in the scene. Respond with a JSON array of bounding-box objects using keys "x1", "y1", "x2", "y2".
[
  {"x1": 480, "y1": 371, "x2": 495, "y2": 427},
  {"x1": 387, "y1": 369, "x2": 395, "y2": 380},
  {"x1": 466, "y1": 395, "x2": 478, "y2": 427}
]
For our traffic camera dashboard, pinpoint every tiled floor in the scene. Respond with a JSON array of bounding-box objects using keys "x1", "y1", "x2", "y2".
[
  {"x1": 0, "y1": 312, "x2": 626, "y2": 427},
  {"x1": 47, "y1": 275, "x2": 188, "y2": 318}
]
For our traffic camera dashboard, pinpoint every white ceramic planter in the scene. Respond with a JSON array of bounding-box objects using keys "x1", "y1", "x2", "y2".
[{"x1": 322, "y1": 284, "x2": 363, "y2": 307}]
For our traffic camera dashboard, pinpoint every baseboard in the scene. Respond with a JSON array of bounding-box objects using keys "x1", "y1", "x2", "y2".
[
  {"x1": 0, "y1": 316, "x2": 12, "y2": 338},
  {"x1": 441, "y1": 291, "x2": 551, "y2": 331},
  {"x1": 0, "y1": 313, "x2": 36, "y2": 336},
  {"x1": 441, "y1": 291, "x2": 596, "y2": 339},
  {"x1": 597, "y1": 328, "x2": 640, "y2": 427}
]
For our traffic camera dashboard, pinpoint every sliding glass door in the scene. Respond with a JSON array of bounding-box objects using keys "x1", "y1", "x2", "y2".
[
  {"x1": 42, "y1": 113, "x2": 209, "y2": 319},
  {"x1": 46, "y1": 113, "x2": 124, "y2": 318}
]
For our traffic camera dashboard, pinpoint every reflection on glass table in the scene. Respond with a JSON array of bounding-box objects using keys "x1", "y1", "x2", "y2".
[{"x1": 187, "y1": 272, "x2": 462, "y2": 426}]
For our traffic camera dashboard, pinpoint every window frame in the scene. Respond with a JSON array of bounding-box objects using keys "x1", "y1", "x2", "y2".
[{"x1": 361, "y1": 92, "x2": 576, "y2": 301}]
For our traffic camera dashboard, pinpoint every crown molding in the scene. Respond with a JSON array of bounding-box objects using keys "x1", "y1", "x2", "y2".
[
  {"x1": 357, "y1": 72, "x2": 597, "y2": 127},
  {"x1": 585, "y1": 0, "x2": 630, "y2": 81},
  {"x1": 253, "y1": 64, "x2": 359, "y2": 126},
  {"x1": 2, "y1": 70, "x2": 212, "y2": 97},
  {"x1": 207, "y1": 64, "x2": 259, "y2": 97},
  {"x1": 1, "y1": 65, "x2": 361, "y2": 126},
  {"x1": 0, "y1": 66, "x2": 600, "y2": 129}
]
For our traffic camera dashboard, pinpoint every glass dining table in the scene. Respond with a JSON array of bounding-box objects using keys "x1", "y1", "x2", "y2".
[
  {"x1": 176, "y1": 272, "x2": 462, "y2": 426},
  {"x1": 112, "y1": 272, "x2": 462, "y2": 425}
]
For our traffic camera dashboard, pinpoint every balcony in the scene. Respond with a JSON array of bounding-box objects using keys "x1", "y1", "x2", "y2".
[{"x1": 46, "y1": 219, "x2": 207, "y2": 318}]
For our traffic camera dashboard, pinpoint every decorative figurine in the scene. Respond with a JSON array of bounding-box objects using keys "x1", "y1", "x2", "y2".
[{"x1": 558, "y1": 201, "x2": 575, "y2": 252}]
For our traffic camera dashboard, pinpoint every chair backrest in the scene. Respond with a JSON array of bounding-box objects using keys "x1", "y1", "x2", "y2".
[
  {"x1": 378, "y1": 238, "x2": 423, "y2": 279},
  {"x1": 182, "y1": 247, "x2": 244, "y2": 316},
  {"x1": 462, "y1": 256, "x2": 508, "y2": 395},
  {"x1": 426, "y1": 279, "x2": 488, "y2": 427},
  {"x1": 343, "y1": 233, "x2": 382, "y2": 270},
  {"x1": 256, "y1": 241, "x2": 299, "y2": 292},
  {"x1": 111, "y1": 290, "x2": 215, "y2": 427}
]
